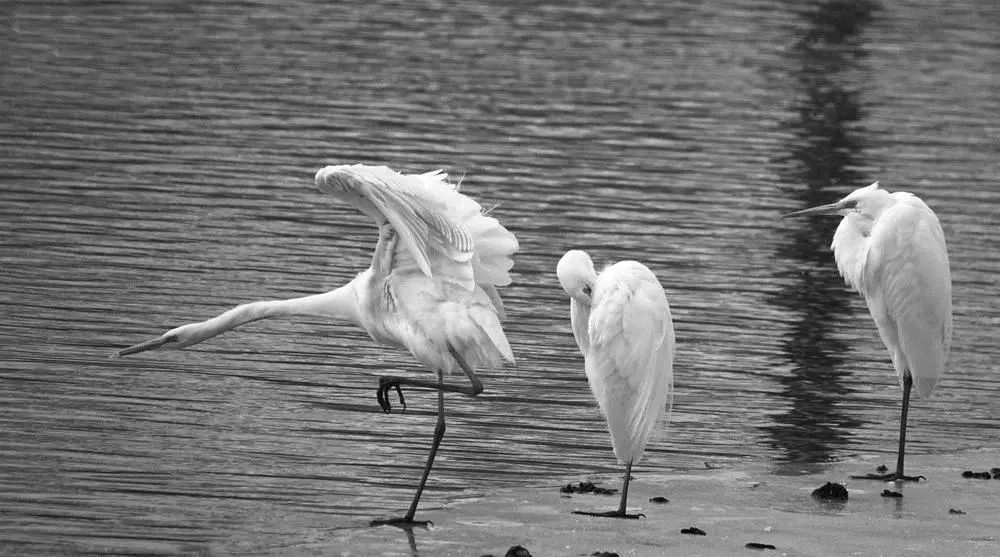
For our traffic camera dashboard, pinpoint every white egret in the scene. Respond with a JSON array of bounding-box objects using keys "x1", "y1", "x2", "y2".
[
  {"x1": 556, "y1": 250, "x2": 675, "y2": 518},
  {"x1": 114, "y1": 164, "x2": 518, "y2": 526},
  {"x1": 783, "y1": 182, "x2": 952, "y2": 481}
]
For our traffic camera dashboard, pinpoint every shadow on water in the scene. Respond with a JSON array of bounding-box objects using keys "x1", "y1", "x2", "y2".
[{"x1": 766, "y1": 0, "x2": 880, "y2": 472}]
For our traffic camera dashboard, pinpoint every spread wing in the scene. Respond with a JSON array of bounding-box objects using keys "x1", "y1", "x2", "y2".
[
  {"x1": 585, "y1": 261, "x2": 675, "y2": 465},
  {"x1": 315, "y1": 164, "x2": 478, "y2": 289}
]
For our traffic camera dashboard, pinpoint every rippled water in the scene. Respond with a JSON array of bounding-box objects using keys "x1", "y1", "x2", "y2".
[{"x1": 2, "y1": 0, "x2": 998, "y2": 554}]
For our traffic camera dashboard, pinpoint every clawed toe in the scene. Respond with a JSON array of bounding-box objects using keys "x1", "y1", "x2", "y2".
[
  {"x1": 850, "y1": 472, "x2": 926, "y2": 482},
  {"x1": 376, "y1": 377, "x2": 406, "y2": 413},
  {"x1": 370, "y1": 516, "x2": 432, "y2": 529},
  {"x1": 572, "y1": 510, "x2": 645, "y2": 520}
]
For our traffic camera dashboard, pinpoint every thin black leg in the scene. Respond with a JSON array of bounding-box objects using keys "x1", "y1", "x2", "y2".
[
  {"x1": 371, "y1": 374, "x2": 446, "y2": 528},
  {"x1": 572, "y1": 459, "x2": 645, "y2": 519},
  {"x1": 851, "y1": 371, "x2": 925, "y2": 482},
  {"x1": 371, "y1": 344, "x2": 485, "y2": 527}
]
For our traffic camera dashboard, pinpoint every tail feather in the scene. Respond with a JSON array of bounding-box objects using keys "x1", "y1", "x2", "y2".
[{"x1": 470, "y1": 304, "x2": 515, "y2": 365}]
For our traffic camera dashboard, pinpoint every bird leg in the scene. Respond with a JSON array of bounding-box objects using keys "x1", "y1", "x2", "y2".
[
  {"x1": 375, "y1": 345, "x2": 484, "y2": 413},
  {"x1": 371, "y1": 346, "x2": 486, "y2": 527},
  {"x1": 371, "y1": 374, "x2": 448, "y2": 528},
  {"x1": 851, "y1": 372, "x2": 926, "y2": 482},
  {"x1": 572, "y1": 460, "x2": 645, "y2": 519}
]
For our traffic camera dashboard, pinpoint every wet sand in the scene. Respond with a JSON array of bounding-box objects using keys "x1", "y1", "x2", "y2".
[{"x1": 332, "y1": 448, "x2": 1000, "y2": 556}]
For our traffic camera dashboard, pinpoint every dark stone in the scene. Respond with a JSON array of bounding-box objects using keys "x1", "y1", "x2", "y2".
[
  {"x1": 962, "y1": 470, "x2": 992, "y2": 479},
  {"x1": 745, "y1": 542, "x2": 777, "y2": 550},
  {"x1": 560, "y1": 481, "x2": 617, "y2": 495},
  {"x1": 681, "y1": 527, "x2": 707, "y2": 536},
  {"x1": 961, "y1": 470, "x2": 974, "y2": 478},
  {"x1": 811, "y1": 481, "x2": 848, "y2": 501},
  {"x1": 649, "y1": 496, "x2": 669, "y2": 504},
  {"x1": 948, "y1": 508, "x2": 966, "y2": 515},
  {"x1": 880, "y1": 489, "x2": 903, "y2": 498},
  {"x1": 991, "y1": 468, "x2": 1000, "y2": 479},
  {"x1": 876, "y1": 464, "x2": 889, "y2": 473},
  {"x1": 504, "y1": 545, "x2": 533, "y2": 557},
  {"x1": 591, "y1": 552, "x2": 619, "y2": 557}
]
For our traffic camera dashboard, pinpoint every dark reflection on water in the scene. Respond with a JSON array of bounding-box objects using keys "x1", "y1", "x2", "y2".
[
  {"x1": 767, "y1": 0, "x2": 879, "y2": 470},
  {"x1": 2, "y1": 0, "x2": 999, "y2": 554}
]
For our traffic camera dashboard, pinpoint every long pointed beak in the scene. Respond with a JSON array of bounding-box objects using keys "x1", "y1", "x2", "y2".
[
  {"x1": 781, "y1": 201, "x2": 843, "y2": 219},
  {"x1": 111, "y1": 334, "x2": 177, "y2": 358}
]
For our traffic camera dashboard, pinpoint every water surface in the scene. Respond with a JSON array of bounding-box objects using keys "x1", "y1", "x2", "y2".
[{"x1": 2, "y1": 0, "x2": 998, "y2": 554}]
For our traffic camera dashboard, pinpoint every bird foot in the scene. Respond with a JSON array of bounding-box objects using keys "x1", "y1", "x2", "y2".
[
  {"x1": 850, "y1": 472, "x2": 926, "y2": 482},
  {"x1": 571, "y1": 510, "x2": 645, "y2": 520},
  {"x1": 370, "y1": 516, "x2": 432, "y2": 529},
  {"x1": 376, "y1": 376, "x2": 406, "y2": 413}
]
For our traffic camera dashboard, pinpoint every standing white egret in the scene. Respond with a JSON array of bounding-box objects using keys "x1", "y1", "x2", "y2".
[
  {"x1": 113, "y1": 164, "x2": 518, "y2": 526},
  {"x1": 783, "y1": 182, "x2": 952, "y2": 481},
  {"x1": 556, "y1": 250, "x2": 675, "y2": 518}
]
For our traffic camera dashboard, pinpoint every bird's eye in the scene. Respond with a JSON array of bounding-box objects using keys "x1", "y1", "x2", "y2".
[
  {"x1": 582, "y1": 285, "x2": 592, "y2": 297},
  {"x1": 843, "y1": 199, "x2": 858, "y2": 209}
]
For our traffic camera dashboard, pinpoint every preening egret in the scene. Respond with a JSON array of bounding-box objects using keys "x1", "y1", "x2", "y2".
[
  {"x1": 114, "y1": 164, "x2": 518, "y2": 526},
  {"x1": 556, "y1": 250, "x2": 675, "y2": 518},
  {"x1": 783, "y1": 182, "x2": 952, "y2": 481}
]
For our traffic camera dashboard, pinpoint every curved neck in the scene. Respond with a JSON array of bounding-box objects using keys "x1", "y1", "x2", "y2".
[{"x1": 569, "y1": 297, "x2": 591, "y2": 355}]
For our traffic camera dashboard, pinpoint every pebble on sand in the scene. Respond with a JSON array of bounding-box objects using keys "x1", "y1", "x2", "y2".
[
  {"x1": 681, "y1": 527, "x2": 707, "y2": 536},
  {"x1": 560, "y1": 481, "x2": 617, "y2": 495},
  {"x1": 811, "y1": 482, "x2": 848, "y2": 501}
]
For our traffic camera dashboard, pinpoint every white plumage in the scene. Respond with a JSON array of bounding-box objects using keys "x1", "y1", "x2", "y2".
[
  {"x1": 784, "y1": 181, "x2": 951, "y2": 481},
  {"x1": 557, "y1": 250, "x2": 674, "y2": 518},
  {"x1": 115, "y1": 163, "x2": 518, "y2": 525}
]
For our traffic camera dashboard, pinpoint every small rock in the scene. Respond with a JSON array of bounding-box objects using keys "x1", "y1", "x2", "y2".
[
  {"x1": 880, "y1": 489, "x2": 903, "y2": 498},
  {"x1": 505, "y1": 546, "x2": 533, "y2": 557},
  {"x1": 591, "y1": 552, "x2": 619, "y2": 557},
  {"x1": 681, "y1": 527, "x2": 706, "y2": 536},
  {"x1": 991, "y1": 467, "x2": 1000, "y2": 479},
  {"x1": 948, "y1": 508, "x2": 966, "y2": 515},
  {"x1": 876, "y1": 464, "x2": 889, "y2": 473},
  {"x1": 961, "y1": 470, "x2": 974, "y2": 478},
  {"x1": 961, "y1": 470, "x2": 991, "y2": 479},
  {"x1": 811, "y1": 481, "x2": 848, "y2": 501},
  {"x1": 649, "y1": 496, "x2": 669, "y2": 504},
  {"x1": 560, "y1": 481, "x2": 617, "y2": 495},
  {"x1": 745, "y1": 542, "x2": 776, "y2": 550}
]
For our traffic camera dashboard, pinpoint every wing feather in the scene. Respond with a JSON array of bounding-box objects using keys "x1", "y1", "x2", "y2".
[
  {"x1": 315, "y1": 164, "x2": 476, "y2": 287},
  {"x1": 862, "y1": 200, "x2": 952, "y2": 398},
  {"x1": 585, "y1": 261, "x2": 674, "y2": 465}
]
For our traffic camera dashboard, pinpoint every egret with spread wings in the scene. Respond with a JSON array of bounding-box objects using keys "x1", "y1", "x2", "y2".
[
  {"x1": 114, "y1": 164, "x2": 518, "y2": 526},
  {"x1": 556, "y1": 250, "x2": 675, "y2": 518},
  {"x1": 784, "y1": 182, "x2": 952, "y2": 481}
]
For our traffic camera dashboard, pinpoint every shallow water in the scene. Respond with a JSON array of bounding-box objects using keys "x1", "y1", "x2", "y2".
[{"x1": 1, "y1": 0, "x2": 998, "y2": 554}]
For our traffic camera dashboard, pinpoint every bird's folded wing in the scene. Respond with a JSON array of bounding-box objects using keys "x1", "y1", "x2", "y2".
[
  {"x1": 587, "y1": 270, "x2": 674, "y2": 462},
  {"x1": 863, "y1": 206, "x2": 951, "y2": 398}
]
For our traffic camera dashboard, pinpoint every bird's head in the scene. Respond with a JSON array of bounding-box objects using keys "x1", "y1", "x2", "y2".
[
  {"x1": 557, "y1": 249, "x2": 597, "y2": 303},
  {"x1": 782, "y1": 181, "x2": 894, "y2": 220},
  {"x1": 111, "y1": 322, "x2": 212, "y2": 358}
]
